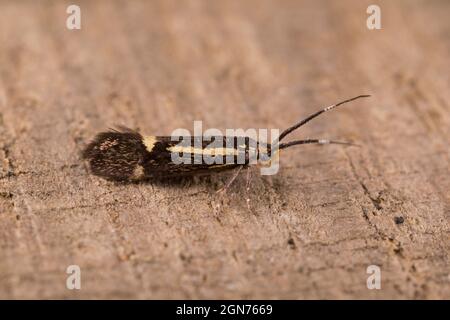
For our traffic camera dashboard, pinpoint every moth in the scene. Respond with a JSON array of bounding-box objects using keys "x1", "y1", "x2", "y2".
[{"x1": 82, "y1": 95, "x2": 370, "y2": 188}]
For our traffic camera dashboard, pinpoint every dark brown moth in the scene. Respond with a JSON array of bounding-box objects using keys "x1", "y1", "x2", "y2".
[{"x1": 82, "y1": 95, "x2": 370, "y2": 184}]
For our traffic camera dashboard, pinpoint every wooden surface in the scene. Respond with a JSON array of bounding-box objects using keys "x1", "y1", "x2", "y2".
[{"x1": 0, "y1": 0, "x2": 449, "y2": 299}]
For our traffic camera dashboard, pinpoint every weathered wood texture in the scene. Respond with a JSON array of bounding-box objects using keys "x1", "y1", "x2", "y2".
[{"x1": 0, "y1": 0, "x2": 449, "y2": 299}]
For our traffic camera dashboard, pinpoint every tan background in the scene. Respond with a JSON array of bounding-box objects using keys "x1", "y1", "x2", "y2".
[{"x1": 0, "y1": 0, "x2": 449, "y2": 299}]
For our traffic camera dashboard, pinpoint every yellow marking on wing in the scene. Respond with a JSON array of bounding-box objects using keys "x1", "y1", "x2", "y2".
[
  {"x1": 167, "y1": 146, "x2": 239, "y2": 156},
  {"x1": 143, "y1": 136, "x2": 157, "y2": 152},
  {"x1": 130, "y1": 165, "x2": 145, "y2": 180}
]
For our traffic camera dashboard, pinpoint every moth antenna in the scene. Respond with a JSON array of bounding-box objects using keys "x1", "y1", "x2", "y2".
[
  {"x1": 277, "y1": 95, "x2": 371, "y2": 142},
  {"x1": 278, "y1": 139, "x2": 360, "y2": 150}
]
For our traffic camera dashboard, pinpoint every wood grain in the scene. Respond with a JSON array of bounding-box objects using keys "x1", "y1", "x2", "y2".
[{"x1": 0, "y1": 0, "x2": 449, "y2": 299}]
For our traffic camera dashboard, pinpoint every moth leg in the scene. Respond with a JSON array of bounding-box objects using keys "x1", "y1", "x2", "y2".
[
  {"x1": 216, "y1": 165, "x2": 244, "y2": 194},
  {"x1": 245, "y1": 165, "x2": 252, "y2": 210}
]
